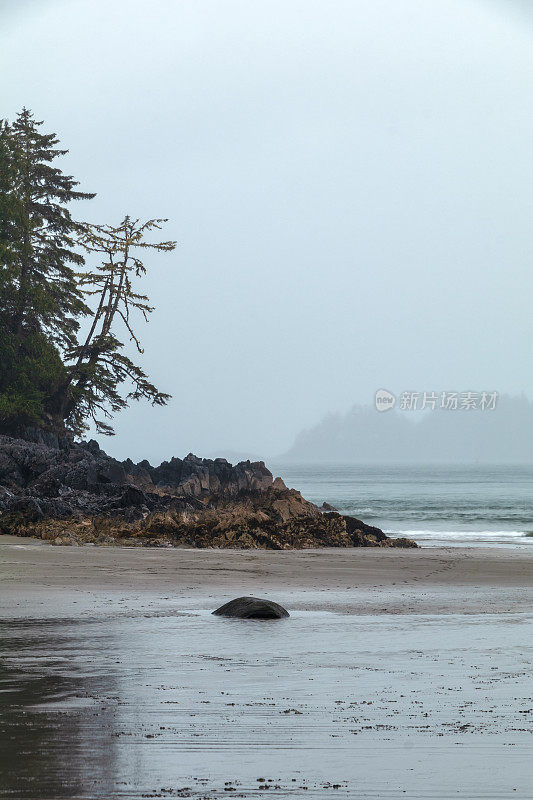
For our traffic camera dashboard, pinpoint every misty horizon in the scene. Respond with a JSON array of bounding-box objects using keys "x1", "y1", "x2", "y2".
[
  {"x1": 3, "y1": 0, "x2": 533, "y2": 463},
  {"x1": 274, "y1": 393, "x2": 533, "y2": 465},
  {"x1": 118, "y1": 392, "x2": 533, "y2": 467}
]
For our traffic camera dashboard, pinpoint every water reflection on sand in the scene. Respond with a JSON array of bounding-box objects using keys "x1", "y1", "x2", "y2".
[{"x1": 1, "y1": 602, "x2": 531, "y2": 798}]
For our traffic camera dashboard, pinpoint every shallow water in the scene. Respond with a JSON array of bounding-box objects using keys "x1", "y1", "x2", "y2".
[
  {"x1": 271, "y1": 463, "x2": 533, "y2": 547},
  {"x1": 1, "y1": 596, "x2": 531, "y2": 799}
]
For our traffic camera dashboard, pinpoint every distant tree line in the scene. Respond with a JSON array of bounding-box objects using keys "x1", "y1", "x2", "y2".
[{"x1": 0, "y1": 108, "x2": 175, "y2": 438}]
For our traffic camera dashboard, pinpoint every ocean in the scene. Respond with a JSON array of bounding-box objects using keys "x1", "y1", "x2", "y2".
[{"x1": 271, "y1": 464, "x2": 533, "y2": 547}]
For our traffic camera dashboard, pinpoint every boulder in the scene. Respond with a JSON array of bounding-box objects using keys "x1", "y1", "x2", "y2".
[{"x1": 212, "y1": 596, "x2": 290, "y2": 619}]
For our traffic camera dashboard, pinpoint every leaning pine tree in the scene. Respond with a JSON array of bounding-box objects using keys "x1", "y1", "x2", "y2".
[{"x1": 57, "y1": 216, "x2": 176, "y2": 435}]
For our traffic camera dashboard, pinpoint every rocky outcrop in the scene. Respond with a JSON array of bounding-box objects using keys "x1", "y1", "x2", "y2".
[{"x1": 0, "y1": 434, "x2": 417, "y2": 549}]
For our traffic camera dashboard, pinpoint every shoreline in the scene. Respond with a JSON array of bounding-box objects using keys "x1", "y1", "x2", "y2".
[{"x1": 2, "y1": 535, "x2": 532, "y2": 618}]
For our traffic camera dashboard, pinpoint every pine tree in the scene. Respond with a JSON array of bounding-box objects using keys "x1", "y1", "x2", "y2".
[
  {"x1": 59, "y1": 216, "x2": 176, "y2": 435},
  {"x1": 1, "y1": 110, "x2": 175, "y2": 439},
  {"x1": 8, "y1": 108, "x2": 94, "y2": 347},
  {"x1": 0, "y1": 109, "x2": 94, "y2": 434},
  {"x1": 0, "y1": 119, "x2": 22, "y2": 329}
]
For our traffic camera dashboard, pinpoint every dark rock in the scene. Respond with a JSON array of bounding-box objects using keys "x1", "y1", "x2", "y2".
[
  {"x1": 96, "y1": 461, "x2": 127, "y2": 485},
  {"x1": 321, "y1": 502, "x2": 338, "y2": 512},
  {"x1": 0, "y1": 433, "x2": 418, "y2": 550},
  {"x1": 212, "y1": 596, "x2": 290, "y2": 619},
  {"x1": 30, "y1": 472, "x2": 63, "y2": 498},
  {"x1": 343, "y1": 514, "x2": 388, "y2": 545},
  {"x1": 19, "y1": 426, "x2": 61, "y2": 450},
  {"x1": 121, "y1": 458, "x2": 154, "y2": 488},
  {"x1": 119, "y1": 485, "x2": 148, "y2": 507},
  {"x1": 9, "y1": 496, "x2": 44, "y2": 521},
  {"x1": 85, "y1": 439, "x2": 102, "y2": 455},
  {"x1": 387, "y1": 536, "x2": 418, "y2": 549}
]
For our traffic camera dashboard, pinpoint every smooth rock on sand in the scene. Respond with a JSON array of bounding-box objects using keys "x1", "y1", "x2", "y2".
[{"x1": 212, "y1": 596, "x2": 290, "y2": 619}]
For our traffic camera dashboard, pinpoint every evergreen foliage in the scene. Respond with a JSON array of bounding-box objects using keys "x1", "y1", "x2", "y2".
[
  {"x1": 61, "y1": 216, "x2": 175, "y2": 435},
  {"x1": 0, "y1": 109, "x2": 174, "y2": 438}
]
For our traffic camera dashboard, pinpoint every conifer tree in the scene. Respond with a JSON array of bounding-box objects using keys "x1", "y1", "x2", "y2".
[
  {"x1": 0, "y1": 111, "x2": 94, "y2": 433},
  {"x1": 1, "y1": 110, "x2": 175, "y2": 438},
  {"x1": 0, "y1": 122, "x2": 16, "y2": 261},
  {"x1": 59, "y1": 216, "x2": 176, "y2": 435},
  {"x1": 7, "y1": 108, "x2": 94, "y2": 347},
  {"x1": 0, "y1": 119, "x2": 23, "y2": 329}
]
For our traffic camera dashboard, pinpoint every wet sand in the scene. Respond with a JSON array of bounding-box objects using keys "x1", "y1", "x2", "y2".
[{"x1": 1, "y1": 536, "x2": 532, "y2": 798}]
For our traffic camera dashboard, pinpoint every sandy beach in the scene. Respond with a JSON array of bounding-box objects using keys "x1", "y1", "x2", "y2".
[
  {"x1": 1, "y1": 536, "x2": 532, "y2": 798},
  {"x1": 2, "y1": 535, "x2": 532, "y2": 616}
]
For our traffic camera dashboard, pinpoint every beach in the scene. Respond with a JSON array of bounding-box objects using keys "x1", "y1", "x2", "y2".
[{"x1": 1, "y1": 536, "x2": 532, "y2": 798}]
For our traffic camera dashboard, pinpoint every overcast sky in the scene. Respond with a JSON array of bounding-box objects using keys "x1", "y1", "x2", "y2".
[{"x1": 2, "y1": 0, "x2": 533, "y2": 462}]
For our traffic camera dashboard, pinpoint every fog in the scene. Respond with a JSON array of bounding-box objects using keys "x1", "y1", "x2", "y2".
[
  {"x1": 281, "y1": 394, "x2": 533, "y2": 464},
  {"x1": 2, "y1": 0, "x2": 533, "y2": 463}
]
